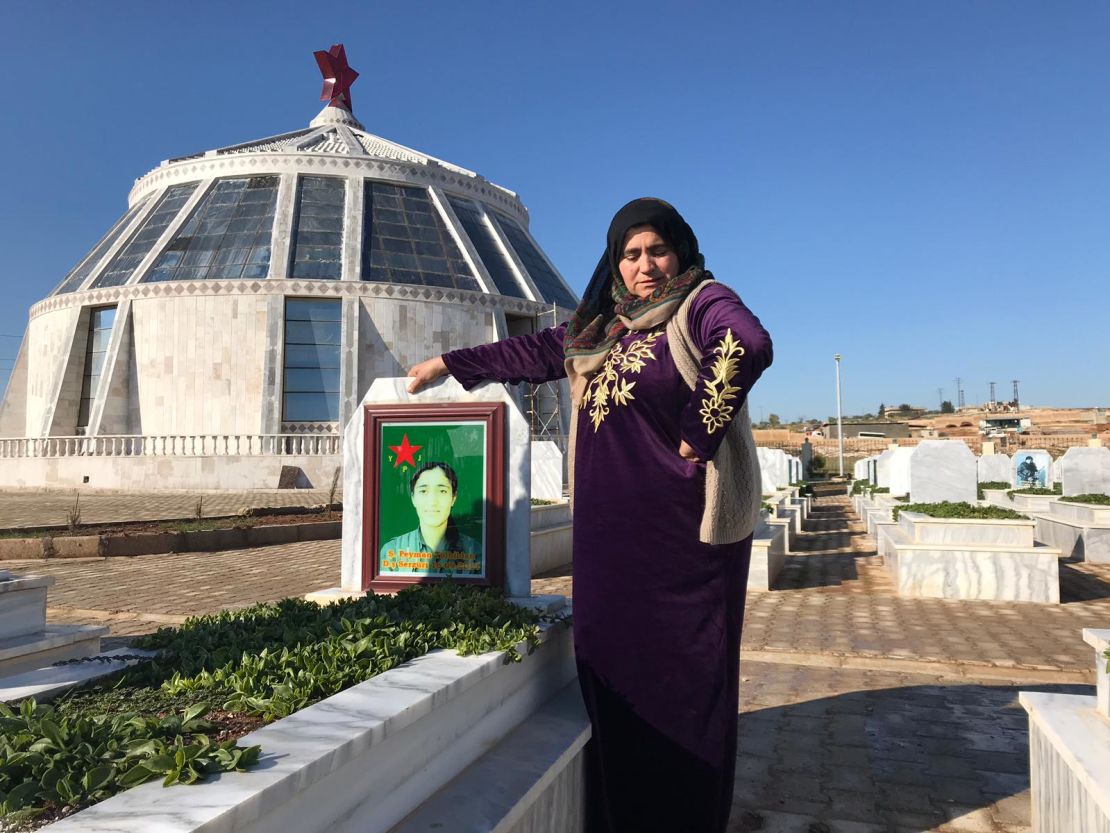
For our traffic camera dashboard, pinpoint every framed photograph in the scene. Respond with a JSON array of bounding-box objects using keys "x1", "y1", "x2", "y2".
[
  {"x1": 362, "y1": 402, "x2": 505, "y2": 593},
  {"x1": 1013, "y1": 450, "x2": 1051, "y2": 489}
]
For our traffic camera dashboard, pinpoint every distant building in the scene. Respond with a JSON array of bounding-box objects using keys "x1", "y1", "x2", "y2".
[
  {"x1": 979, "y1": 417, "x2": 1033, "y2": 437},
  {"x1": 822, "y1": 420, "x2": 911, "y2": 440}
]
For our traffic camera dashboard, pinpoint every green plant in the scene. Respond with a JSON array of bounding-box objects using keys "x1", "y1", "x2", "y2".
[
  {"x1": 790, "y1": 482, "x2": 815, "y2": 497},
  {"x1": 850, "y1": 479, "x2": 869, "y2": 496},
  {"x1": 892, "y1": 501, "x2": 1027, "y2": 521},
  {"x1": 194, "y1": 497, "x2": 204, "y2": 521},
  {"x1": 1, "y1": 586, "x2": 557, "y2": 825},
  {"x1": 66, "y1": 494, "x2": 81, "y2": 532},
  {"x1": 1007, "y1": 486, "x2": 1061, "y2": 499},
  {"x1": 1061, "y1": 493, "x2": 1110, "y2": 505},
  {"x1": 977, "y1": 481, "x2": 1010, "y2": 499},
  {"x1": 327, "y1": 467, "x2": 341, "y2": 516}
]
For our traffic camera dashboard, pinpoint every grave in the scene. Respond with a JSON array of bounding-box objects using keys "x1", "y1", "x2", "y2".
[
  {"x1": 749, "y1": 516, "x2": 786, "y2": 591},
  {"x1": 1020, "y1": 628, "x2": 1110, "y2": 833},
  {"x1": 756, "y1": 447, "x2": 790, "y2": 490},
  {"x1": 977, "y1": 452, "x2": 1011, "y2": 484},
  {"x1": 887, "y1": 447, "x2": 915, "y2": 497},
  {"x1": 1034, "y1": 497, "x2": 1110, "y2": 564},
  {"x1": 0, "y1": 571, "x2": 106, "y2": 677},
  {"x1": 881, "y1": 510, "x2": 1060, "y2": 603},
  {"x1": 531, "y1": 440, "x2": 565, "y2": 502},
  {"x1": 1056, "y1": 446, "x2": 1110, "y2": 497},
  {"x1": 908, "y1": 440, "x2": 977, "y2": 503},
  {"x1": 875, "y1": 445, "x2": 900, "y2": 489}
]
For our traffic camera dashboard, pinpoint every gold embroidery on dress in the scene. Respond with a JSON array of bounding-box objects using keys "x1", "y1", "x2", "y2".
[
  {"x1": 581, "y1": 332, "x2": 661, "y2": 431},
  {"x1": 699, "y1": 328, "x2": 745, "y2": 434}
]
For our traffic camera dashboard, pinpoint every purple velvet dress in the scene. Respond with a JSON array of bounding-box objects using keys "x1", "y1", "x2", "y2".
[{"x1": 443, "y1": 282, "x2": 773, "y2": 833}]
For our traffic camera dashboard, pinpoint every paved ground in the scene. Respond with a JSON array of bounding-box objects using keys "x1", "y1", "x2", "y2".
[
  {"x1": 0, "y1": 488, "x2": 337, "y2": 530},
  {"x1": 12, "y1": 488, "x2": 1107, "y2": 831}
]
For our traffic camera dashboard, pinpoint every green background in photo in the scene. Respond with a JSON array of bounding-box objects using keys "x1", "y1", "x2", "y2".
[{"x1": 377, "y1": 421, "x2": 487, "y2": 572}]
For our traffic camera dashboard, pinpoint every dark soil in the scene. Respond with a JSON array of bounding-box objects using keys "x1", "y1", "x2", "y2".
[{"x1": 0, "y1": 510, "x2": 341, "y2": 540}]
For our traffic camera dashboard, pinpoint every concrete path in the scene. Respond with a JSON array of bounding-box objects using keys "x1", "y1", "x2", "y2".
[{"x1": 16, "y1": 488, "x2": 1107, "y2": 831}]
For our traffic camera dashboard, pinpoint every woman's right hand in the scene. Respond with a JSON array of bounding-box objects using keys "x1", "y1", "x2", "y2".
[{"x1": 407, "y1": 356, "x2": 449, "y2": 393}]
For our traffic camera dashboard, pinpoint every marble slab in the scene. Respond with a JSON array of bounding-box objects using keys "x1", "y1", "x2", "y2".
[
  {"x1": 875, "y1": 447, "x2": 899, "y2": 488},
  {"x1": 1082, "y1": 629, "x2": 1110, "y2": 718},
  {"x1": 0, "y1": 575, "x2": 53, "y2": 641},
  {"x1": 1021, "y1": 691, "x2": 1110, "y2": 832},
  {"x1": 898, "y1": 511, "x2": 1035, "y2": 547},
  {"x1": 1035, "y1": 515, "x2": 1110, "y2": 564},
  {"x1": 749, "y1": 520, "x2": 786, "y2": 591},
  {"x1": 909, "y1": 440, "x2": 977, "y2": 504},
  {"x1": 0, "y1": 624, "x2": 107, "y2": 677},
  {"x1": 0, "y1": 647, "x2": 156, "y2": 704},
  {"x1": 1057, "y1": 446, "x2": 1110, "y2": 497},
  {"x1": 46, "y1": 618, "x2": 576, "y2": 833},
  {"x1": 339, "y1": 377, "x2": 532, "y2": 598},
  {"x1": 977, "y1": 453, "x2": 1012, "y2": 484},
  {"x1": 756, "y1": 447, "x2": 790, "y2": 490},
  {"x1": 883, "y1": 450, "x2": 910, "y2": 495},
  {"x1": 530, "y1": 440, "x2": 564, "y2": 502},
  {"x1": 885, "y1": 541, "x2": 1060, "y2": 603},
  {"x1": 1050, "y1": 500, "x2": 1110, "y2": 526}
]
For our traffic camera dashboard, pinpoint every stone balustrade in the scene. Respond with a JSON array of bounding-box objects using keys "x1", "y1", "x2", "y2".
[{"x1": 0, "y1": 433, "x2": 340, "y2": 459}]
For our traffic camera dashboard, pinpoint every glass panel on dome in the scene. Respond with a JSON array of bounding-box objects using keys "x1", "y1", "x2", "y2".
[
  {"x1": 446, "y1": 198, "x2": 527, "y2": 299},
  {"x1": 282, "y1": 299, "x2": 341, "y2": 422},
  {"x1": 489, "y1": 214, "x2": 578, "y2": 309},
  {"x1": 77, "y1": 306, "x2": 117, "y2": 429},
  {"x1": 54, "y1": 198, "x2": 150, "y2": 295},
  {"x1": 291, "y1": 176, "x2": 345, "y2": 279},
  {"x1": 361, "y1": 183, "x2": 479, "y2": 291},
  {"x1": 92, "y1": 184, "x2": 198, "y2": 288},
  {"x1": 142, "y1": 177, "x2": 279, "y2": 282}
]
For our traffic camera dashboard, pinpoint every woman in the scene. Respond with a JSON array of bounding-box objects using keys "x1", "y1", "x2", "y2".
[
  {"x1": 379, "y1": 461, "x2": 481, "y2": 574},
  {"x1": 407, "y1": 198, "x2": 772, "y2": 833}
]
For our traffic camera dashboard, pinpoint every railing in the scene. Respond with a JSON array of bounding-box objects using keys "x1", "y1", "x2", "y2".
[{"x1": 0, "y1": 434, "x2": 341, "y2": 459}]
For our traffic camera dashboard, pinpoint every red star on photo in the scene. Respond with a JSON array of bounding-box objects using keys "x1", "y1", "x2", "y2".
[{"x1": 389, "y1": 434, "x2": 422, "y2": 468}]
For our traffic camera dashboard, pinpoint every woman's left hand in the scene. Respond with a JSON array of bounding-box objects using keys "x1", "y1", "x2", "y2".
[{"x1": 678, "y1": 440, "x2": 701, "y2": 463}]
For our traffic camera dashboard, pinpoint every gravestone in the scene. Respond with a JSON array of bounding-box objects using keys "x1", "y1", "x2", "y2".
[
  {"x1": 977, "y1": 453, "x2": 1012, "y2": 483},
  {"x1": 1013, "y1": 450, "x2": 1053, "y2": 489},
  {"x1": 887, "y1": 447, "x2": 915, "y2": 497},
  {"x1": 530, "y1": 441, "x2": 564, "y2": 502},
  {"x1": 788, "y1": 456, "x2": 801, "y2": 483},
  {"x1": 1056, "y1": 446, "x2": 1110, "y2": 497},
  {"x1": 867, "y1": 457, "x2": 878, "y2": 485},
  {"x1": 757, "y1": 448, "x2": 789, "y2": 491},
  {"x1": 909, "y1": 440, "x2": 977, "y2": 503},
  {"x1": 876, "y1": 447, "x2": 900, "y2": 488},
  {"x1": 800, "y1": 440, "x2": 813, "y2": 479},
  {"x1": 335, "y1": 377, "x2": 533, "y2": 599}
]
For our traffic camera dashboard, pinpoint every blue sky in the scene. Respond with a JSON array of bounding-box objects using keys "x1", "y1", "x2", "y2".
[{"x1": 0, "y1": 1, "x2": 1107, "y2": 422}]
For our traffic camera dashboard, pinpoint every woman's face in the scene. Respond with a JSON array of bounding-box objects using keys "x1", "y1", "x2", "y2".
[
  {"x1": 618, "y1": 225, "x2": 680, "y2": 299},
  {"x1": 411, "y1": 468, "x2": 456, "y2": 527}
]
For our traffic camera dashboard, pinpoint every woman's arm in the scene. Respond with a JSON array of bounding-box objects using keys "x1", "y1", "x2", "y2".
[
  {"x1": 679, "y1": 283, "x2": 773, "y2": 461},
  {"x1": 407, "y1": 323, "x2": 568, "y2": 393}
]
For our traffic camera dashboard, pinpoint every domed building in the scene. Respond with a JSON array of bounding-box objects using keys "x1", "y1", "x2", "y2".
[{"x1": 0, "y1": 46, "x2": 576, "y2": 489}]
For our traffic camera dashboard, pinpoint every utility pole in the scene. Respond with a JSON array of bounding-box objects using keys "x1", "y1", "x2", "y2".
[
  {"x1": 1012, "y1": 380, "x2": 1020, "y2": 411},
  {"x1": 954, "y1": 377, "x2": 965, "y2": 410},
  {"x1": 937, "y1": 387, "x2": 944, "y2": 411},
  {"x1": 989, "y1": 381, "x2": 996, "y2": 409},
  {"x1": 834, "y1": 354, "x2": 844, "y2": 477}
]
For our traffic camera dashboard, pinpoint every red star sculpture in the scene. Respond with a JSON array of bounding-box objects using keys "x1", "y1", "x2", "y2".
[
  {"x1": 389, "y1": 434, "x2": 422, "y2": 468},
  {"x1": 314, "y1": 43, "x2": 359, "y2": 112}
]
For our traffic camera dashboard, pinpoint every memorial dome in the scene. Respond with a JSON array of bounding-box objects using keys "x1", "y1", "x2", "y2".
[{"x1": 0, "y1": 45, "x2": 574, "y2": 489}]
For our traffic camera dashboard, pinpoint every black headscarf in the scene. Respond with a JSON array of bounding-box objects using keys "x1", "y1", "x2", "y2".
[{"x1": 564, "y1": 198, "x2": 707, "y2": 363}]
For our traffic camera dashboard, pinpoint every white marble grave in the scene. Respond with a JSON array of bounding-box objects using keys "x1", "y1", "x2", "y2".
[
  {"x1": 875, "y1": 446, "x2": 899, "y2": 488},
  {"x1": 1057, "y1": 446, "x2": 1110, "y2": 497},
  {"x1": 1020, "y1": 629, "x2": 1110, "y2": 833},
  {"x1": 330, "y1": 377, "x2": 532, "y2": 600},
  {"x1": 530, "y1": 440, "x2": 565, "y2": 502},
  {"x1": 749, "y1": 518, "x2": 786, "y2": 591},
  {"x1": 887, "y1": 447, "x2": 914, "y2": 497},
  {"x1": 977, "y1": 453, "x2": 1012, "y2": 484},
  {"x1": 0, "y1": 574, "x2": 105, "y2": 677},
  {"x1": 909, "y1": 440, "x2": 977, "y2": 503},
  {"x1": 756, "y1": 447, "x2": 790, "y2": 490}
]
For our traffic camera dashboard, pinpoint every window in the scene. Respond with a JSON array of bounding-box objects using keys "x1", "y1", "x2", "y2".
[
  {"x1": 361, "y1": 183, "x2": 479, "y2": 291},
  {"x1": 290, "y1": 176, "x2": 345, "y2": 279},
  {"x1": 447, "y1": 197, "x2": 527, "y2": 298},
  {"x1": 77, "y1": 306, "x2": 117, "y2": 429},
  {"x1": 92, "y1": 183, "x2": 199, "y2": 288},
  {"x1": 54, "y1": 197, "x2": 150, "y2": 295},
  {"x1": 282, "y1": 299, "x2": 341, "y2": 422},
  {"x1": 143, "y1": 176, "x2": 279, "y2": 282},
  {"x1": 489, "y1": 213, "x2": 578, "y2": 309}
]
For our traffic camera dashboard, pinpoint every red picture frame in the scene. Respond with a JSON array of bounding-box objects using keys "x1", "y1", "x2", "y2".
[{"x1": 362, "y1": 402, "x2": 506, "y2": 593}]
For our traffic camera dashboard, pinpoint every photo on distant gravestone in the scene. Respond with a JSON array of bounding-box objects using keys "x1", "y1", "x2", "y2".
[{"x1": 1014, "y1": 451, "x2": 1051, "y2": 488}]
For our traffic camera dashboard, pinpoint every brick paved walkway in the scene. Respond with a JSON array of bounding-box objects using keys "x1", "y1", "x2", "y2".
[
  {"x1": 0, "y1": 488, "x2": 337, "y2": 530},
  {"x1": 18, "y1": 489, "x2": 1106, "y2": 831}
]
